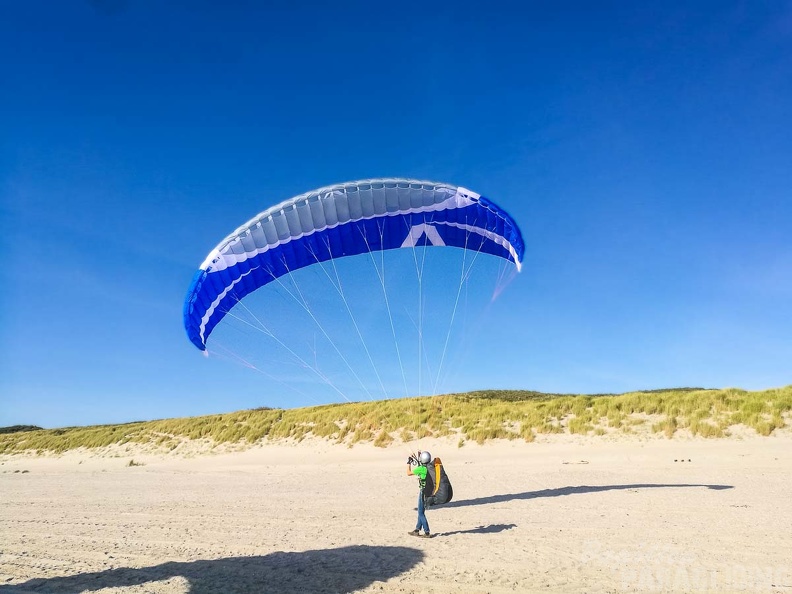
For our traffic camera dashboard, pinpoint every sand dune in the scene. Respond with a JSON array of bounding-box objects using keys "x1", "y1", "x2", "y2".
[{"x1": 1, "y1": 435, "x2": 791, "y2": 593}]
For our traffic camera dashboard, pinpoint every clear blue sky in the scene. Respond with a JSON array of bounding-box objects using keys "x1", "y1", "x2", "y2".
[{"x1": 2, "y1": 1, "x2": 790, "y2": 428}]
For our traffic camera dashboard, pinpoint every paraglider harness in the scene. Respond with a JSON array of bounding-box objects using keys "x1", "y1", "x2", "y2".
[{"x1": 421, "y1": 457, "x2": 454, "y2": 506}]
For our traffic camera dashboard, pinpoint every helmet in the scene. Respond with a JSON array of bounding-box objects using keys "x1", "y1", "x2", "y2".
[{"x1": 419, "y1": 451, "x2": 432, "y2": 464}]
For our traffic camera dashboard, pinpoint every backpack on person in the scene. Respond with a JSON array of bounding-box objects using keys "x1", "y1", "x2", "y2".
[{"x1": 422, "y1": 457, "x2": 453, "y2": 506}]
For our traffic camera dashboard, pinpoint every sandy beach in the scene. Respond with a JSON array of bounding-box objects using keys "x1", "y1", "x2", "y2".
[{"x1": 1, "y1": 434, "x2": 791, "y2": 593}]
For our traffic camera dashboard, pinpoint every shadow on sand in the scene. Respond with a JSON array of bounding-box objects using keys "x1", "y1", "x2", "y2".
[
  {"x1": 438, "y1": 523, "x2": 517, "y2": 537},
  {"x1": 441, "y1": 483, "x2": 733, "y2": 509},
  {"x1": 0, "y1": 545, "x2": 423, "y2": 594}
]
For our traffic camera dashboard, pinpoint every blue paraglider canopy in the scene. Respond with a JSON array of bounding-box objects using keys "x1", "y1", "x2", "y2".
[{"x1": 183, "y1": 178, "x2": 524, "y2": 352}]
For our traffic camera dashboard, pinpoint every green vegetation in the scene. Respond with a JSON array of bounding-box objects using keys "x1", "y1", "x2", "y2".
[
  {"x1": 0, "y1": 425, "x2": 43, "y2": 434},
  {"x1": 1, "y1": 386, "x2": 789, "y2": 455}
]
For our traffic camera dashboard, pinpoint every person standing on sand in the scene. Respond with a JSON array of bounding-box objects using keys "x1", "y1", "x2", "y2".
[{"x1": 407, "y1": 450, "x2": 433, "y2": 538}]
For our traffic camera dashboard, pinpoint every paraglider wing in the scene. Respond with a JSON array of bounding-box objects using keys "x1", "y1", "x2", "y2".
[{"x1": 183, "y1": 178, "x2": 525, "y2": 351}]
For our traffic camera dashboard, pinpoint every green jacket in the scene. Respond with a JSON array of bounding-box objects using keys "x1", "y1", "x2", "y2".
[{"x1": 412, "y1": 464, "x2": 427, "y2": 492}]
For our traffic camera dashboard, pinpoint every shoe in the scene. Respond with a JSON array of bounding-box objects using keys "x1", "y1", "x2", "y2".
[
  {"x1": 419, "y1": 532, "x2": 433, "y2": 538},
  {"x1": 408, "y1": 530, "x2": 420, "y2": 536}
]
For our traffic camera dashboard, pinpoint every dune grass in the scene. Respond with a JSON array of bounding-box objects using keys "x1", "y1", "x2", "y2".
[
  {"x1": 1, "y1": 386, "x2": 790, "y2": 455},
  {"x1": 0, "y1": 425, "x2": 43, "y2": 434}
]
